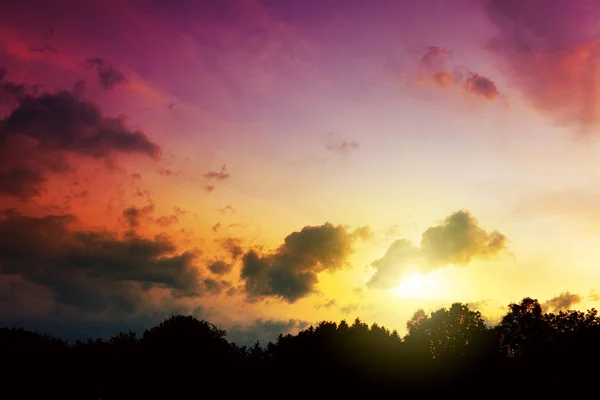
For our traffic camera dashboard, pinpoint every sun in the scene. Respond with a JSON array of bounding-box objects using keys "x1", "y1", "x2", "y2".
[{"x1": 389, "y1": 271, "x2": 446, "y2": 299}]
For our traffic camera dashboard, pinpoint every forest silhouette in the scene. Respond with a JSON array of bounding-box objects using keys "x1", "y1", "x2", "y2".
[{"x1": 3, "y1": 297, "x2": 599, "y2": 399}]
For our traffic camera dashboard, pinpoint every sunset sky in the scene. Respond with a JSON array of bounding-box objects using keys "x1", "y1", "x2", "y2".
[{"x1": 1, "y1": 0, "x2": 600, "y2": 345}]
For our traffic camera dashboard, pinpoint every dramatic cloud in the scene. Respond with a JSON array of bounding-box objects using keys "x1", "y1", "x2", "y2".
[
  {"x1": 415, "y1": 46, "x2": 502, "y2": 101},
  {"x1": 208, "y1": 260, "x2": 232, "y2": 275},
  {"x1": 0, "y1": 208, "x2": 219, "y2": 315},
  {"x1": 0, "y1": 82, "x2": 160, "y2": 199},
  {"x1": 481, "y1": 0, "x2": 600, "y2": 131},
  {"x1": 543, "y1": 291, "x2": 582, "y2": 313},
  {"x1": 368, "y1": 210, "x2": 507, "y2": 289},
  {"x1": 85, "y1": 58, "x2": 129, "y2": 91},
  {"x1": 1, "y1": 90, "x2": 159, "y2": 156},
  {"x1": 240, "y1": 223, "x2": 360, "y2": 302}
]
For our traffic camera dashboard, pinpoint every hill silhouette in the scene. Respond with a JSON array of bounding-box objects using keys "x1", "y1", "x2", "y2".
[{"x1": 3, "y1": 297, "x2": 599, "y2": 399}]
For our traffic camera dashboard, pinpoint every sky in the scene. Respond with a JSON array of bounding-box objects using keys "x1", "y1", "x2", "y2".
[{"x1": 1, "y1": 0, "x2": 600, "y2": 345}]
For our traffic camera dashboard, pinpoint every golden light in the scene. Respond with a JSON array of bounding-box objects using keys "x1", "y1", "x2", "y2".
[{"x1": 389, "y1": 270, "x2": 447, "y2": 299}]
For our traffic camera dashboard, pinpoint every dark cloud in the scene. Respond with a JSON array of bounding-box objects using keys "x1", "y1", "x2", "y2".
[
  {"x1": 122, "y1": 204, "x2": 155, "y2": 229},
  {"x1": 0, "y1": 208, "x2": 217, "y2": 315},
  {"x1": 202, "y1": 277, "x2": 231, "y2": 294},
  {"x1": 481, "y1": 0, "x2": 600, "y2": 131},
  {"x1": 0, "y1": 168, "x2": 46, "y2": 199},
  {"x1": 219, "y1": 237, "x2": 244, "y2": 260},
  {"x1": 0, "y1": 78, "x2": 27, "y2": 104},
  {"x1": 0, "y1": 67, "x2": 6, "y2": 81},
  {"x1": 368, "y1": 210, "x2": 507, "y2": 289},
  {"x1": 212, "y1": 222, "x2": 221, "y2": 233},
  {"x1": 543, "y1": 291, "x2": 582, "y2": 313},
  {"x1": 0, "y1": 304, "x2": 207, "y2": 343},
  {"x1": 85, "y1": 58, "x2": 129, "y2": 91},
  {"x1": 203, "y1": 165, "x2": 230, "y2": 181},
  {"x1": 416, "y1": 46, "x2": 502, "y2": 101},
  {"x1": 0, "y1": 85, "x2": 160, "y2": 199},
  {"x1": 227, "y1": 318, "x2": 310, "y2": 347},
  {"x1": 208, "y1": 261, "x2": 232, "y2": 275},
  {"x1": 205, "y1": 185, "x2": 215, "y2": 193},
  {"x1": 240, "y1": 223, "x2": 357, "y2": 302}
]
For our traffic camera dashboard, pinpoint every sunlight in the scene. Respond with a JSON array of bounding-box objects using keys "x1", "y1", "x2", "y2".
[{"x1": 389, "y1": 271, "x2": 446, "y2": 299}]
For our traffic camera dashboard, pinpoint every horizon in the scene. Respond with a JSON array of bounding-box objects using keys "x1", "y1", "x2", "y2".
[{"x1": 1, "y1": 0, "x2": 600, "y2": 346}]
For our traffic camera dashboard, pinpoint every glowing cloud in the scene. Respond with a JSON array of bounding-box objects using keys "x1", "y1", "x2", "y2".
[{"x1": 368, "y1": 210, "x2": 507, "y2": 290}]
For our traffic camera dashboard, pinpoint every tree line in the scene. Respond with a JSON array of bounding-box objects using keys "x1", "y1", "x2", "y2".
[{"x1": 3, "y1": 297, "x2": 599, "y2": 399}]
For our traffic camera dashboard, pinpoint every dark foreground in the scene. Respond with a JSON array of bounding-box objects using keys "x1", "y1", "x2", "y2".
[{"x1": 3, "y1": 298, "x2": 600, "y2": 399}]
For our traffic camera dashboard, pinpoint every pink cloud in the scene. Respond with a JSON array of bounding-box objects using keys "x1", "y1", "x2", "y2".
[{"x1": 481, "y1": 0, "x2": 600, "y2": 132}]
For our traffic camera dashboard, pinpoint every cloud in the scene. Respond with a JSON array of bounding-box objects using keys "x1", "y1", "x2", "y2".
[
  {"x1": 208, "y1": 261, "x2": 232, "y2": 276},
  {"x1": 122, "y1": 204, "x2": 155, "y2": 229},
  {"x1": 0, "y1": 208, "x2": 223, "y2": 315},
  {"x1": 219, "y1": 237, "x2": 244, "y2": 260},
  {"x1": 351, "y1": 226, "x2": 374, "y2": 241},
  {"x1": 0, "y1": 70, "x2": 27, "y2": 105},
  {"x1": 368, "y1": 239, "x2": 420, "y2": 289},
  {"x1": 414, "y1": 46, "x2": 502, "y2": 101},
  {"x1": 317, "y1": 298, "x2": 337, "y2": 309},
  {"x1": 0, "y1": 80, "x2": 160, "y2": 199},
  {"x1": 325, "y1": 132, "x2": 359, "y2": 154},
  {"x1": 463, "y1": 73, "x2": 500, "y2": 100},
  {"x1": 340, "y1": 303, "x2": 360, "y2": 315},
  {"x1": 481, "y1": 0, "x2": 600, "y2": 132},
  {"x1": 85, "y1": 58, "x2": 129, "y2": 91},
  {"x1": 227, "y1": 318, "x2": 310, "y2": 347},
  {"x1": 218, "y1": 205, "x2": 235, "y2": 214},
  {"x1": 31, "y1": 44, "x2": 58, "y2": 54},
  {"x1": 203, "y1": 165, "x2": 230, "y2": 181},
  {"x1": 543, "y1": 291, "x2": 582, "y2": 313},
  {"x1": 368, "y1": 210, "x2": 507, "y2": 289},
  {"x1": 0, "y1": 304, "x2": 208, "y2": 342},
  {"x1": 205, "y1": 185, "x2": 215, "y2": 193},
  {"x1": 240, "y1": 223, "x2": 358, "y2": 302}
]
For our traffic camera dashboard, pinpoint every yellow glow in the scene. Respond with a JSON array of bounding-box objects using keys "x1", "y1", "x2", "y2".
[{"x1": 389, "y1": 271, "x2": 446, "y2": 299}]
